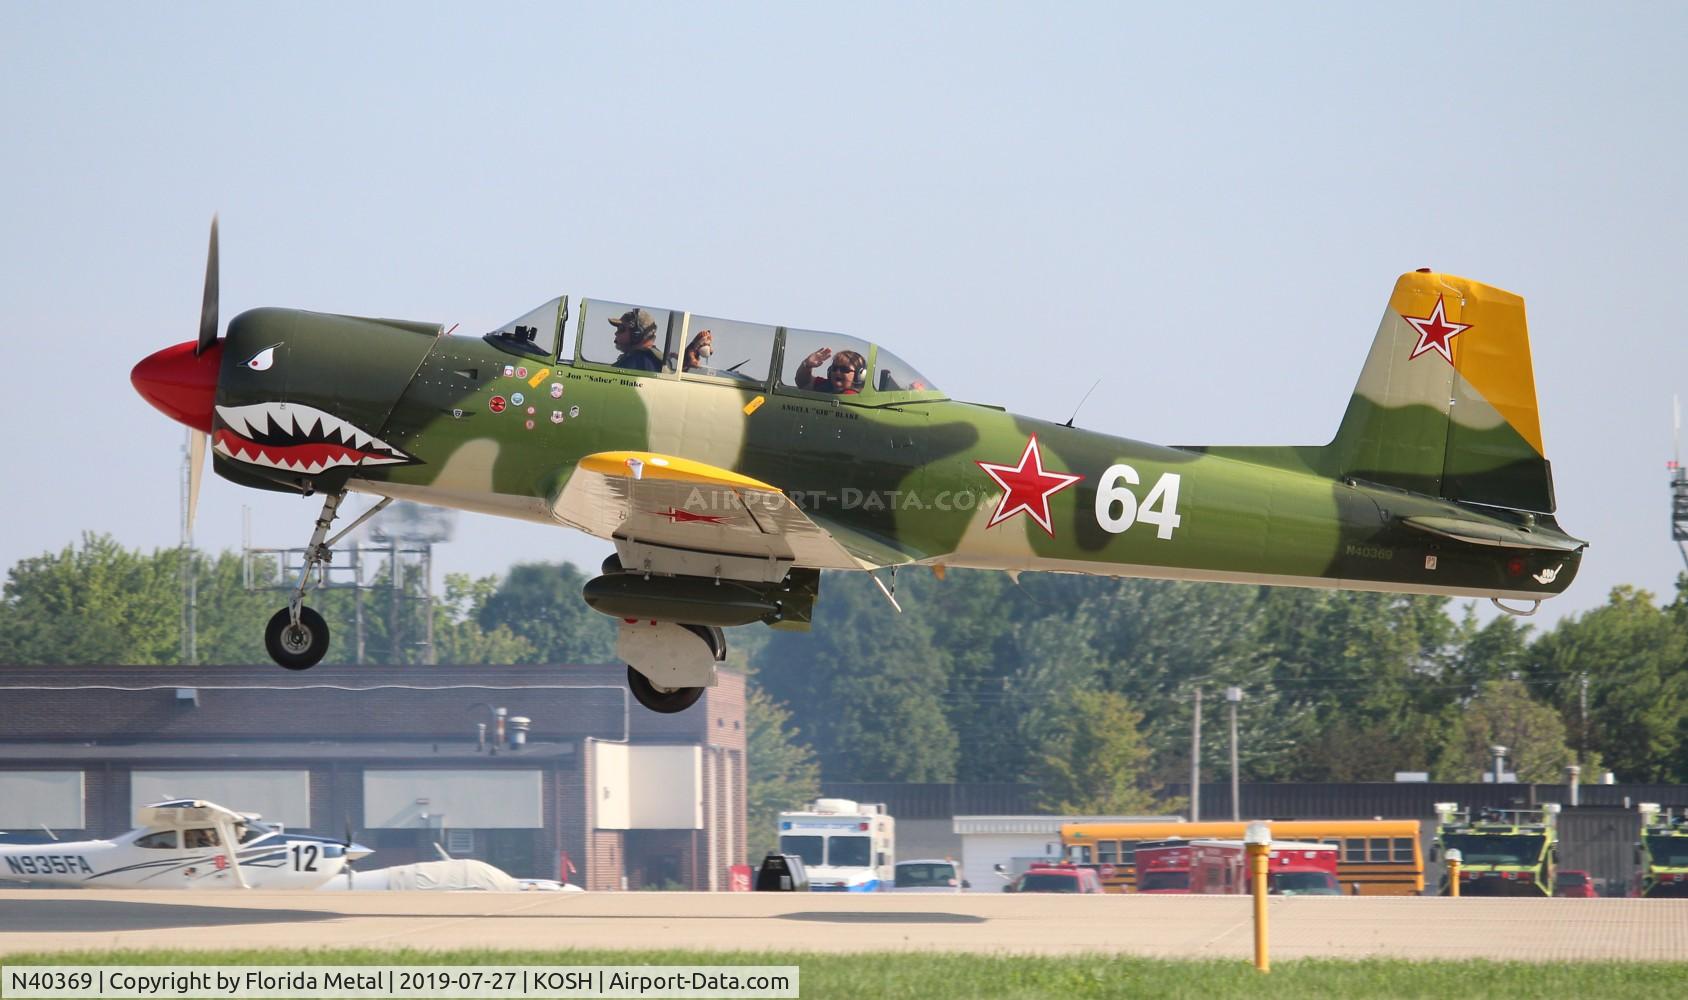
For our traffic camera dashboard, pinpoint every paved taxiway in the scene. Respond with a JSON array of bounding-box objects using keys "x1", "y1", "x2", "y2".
[{"x1": 1, "y1": 891, "x2": 1683, "y2": 961}]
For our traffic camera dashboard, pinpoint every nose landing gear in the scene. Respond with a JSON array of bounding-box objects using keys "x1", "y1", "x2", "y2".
[
  {"x1": 262, "y1": 492, "x2": 392, "y2": 670},
  {"x1": 266, "y1": 606, "x2": 331, "y2": 670}
]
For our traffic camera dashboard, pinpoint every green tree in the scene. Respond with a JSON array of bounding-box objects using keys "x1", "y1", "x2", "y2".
[
  {"x1": 0, "y1": 534, "x2": 184, "y2": 664},
  {"x1": 186, "y1": 550, "x2": 288, "y2": 664},
  {"x1": 1527, "y1": 586, "x2": 1688, "y2": 781},
  {"x1": 1259, "y1": 589, "x2": 1455, "y2": 780},
  {"x1": 1026, "y1": 689, "x2": 1157, "y2": 814},
  {"x1": 1445, "y1": 607, "x2": 1533, "y2": 698},
  {"x1": 1433, "y1": 678, "x2": 1578, "y2": 782},
  {"x1": 477, "y1": 562, "x2": 617, "y2": 663},
  {"x1": 745, "y1": 685, "x2": 820, "y2": 862},
  {"x1": 755, "y1": 573, "x2": 958, "y2": 781},
  {"x1": 431, "y1": 573, "x2": 537, "y2": 664},
  {"x1": 918, "y1": 570, "x2": 1036, "y2": 781}
]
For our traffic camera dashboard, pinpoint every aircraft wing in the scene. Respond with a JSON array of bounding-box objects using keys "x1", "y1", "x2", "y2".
[
  {"x1": 804, "y1": 511, "x2": 924, "y2": 568},
  {"x1": 551, "y1": 451, "x2": 881, "y2": 577}
]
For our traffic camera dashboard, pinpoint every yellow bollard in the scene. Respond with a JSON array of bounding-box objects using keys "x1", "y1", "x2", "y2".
[
  {"x1": 1245, "y1": 821, "x2": 1271, "y2": 973},
  {"x1": 1446, "y1": 848, "x2": 1462, "y2": 898}
]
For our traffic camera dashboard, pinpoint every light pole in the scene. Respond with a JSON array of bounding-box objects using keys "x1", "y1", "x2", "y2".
[
  {"x1": 1190, "y1": 687, "x2": 1202, "y2": 821},
  {"x1": 1226, "y1": 686, "x2": 1243, "y2": 822}
]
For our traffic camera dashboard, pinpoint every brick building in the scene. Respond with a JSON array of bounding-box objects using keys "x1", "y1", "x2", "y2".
[{"x1": 0, "y1": 663, "x2": 746, "y2": 891}]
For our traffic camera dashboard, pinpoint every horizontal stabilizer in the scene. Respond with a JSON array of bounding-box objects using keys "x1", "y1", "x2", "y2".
[{"x1": 1401, "y1": 515, "x2": 1584, "y2": 552}]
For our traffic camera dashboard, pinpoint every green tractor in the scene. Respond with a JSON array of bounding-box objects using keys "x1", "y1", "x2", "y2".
[
  {"x1": 1433, "y1": 802, "x2": 1559, "y2": 897},
  {"x1": 1635, "y1": 803, "x2": 1688, "y2": 898}
]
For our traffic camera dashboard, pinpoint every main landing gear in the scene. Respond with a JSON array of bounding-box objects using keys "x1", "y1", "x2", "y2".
[
  {"x1": 263, "y1": 492, "x2": 392, "y2": 671},
  {"x1": 620, "y1": 621, "x2": 725, "y2": 714}
]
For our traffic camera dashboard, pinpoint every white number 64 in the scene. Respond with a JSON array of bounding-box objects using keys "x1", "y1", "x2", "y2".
[{"x1": 1095, "y1": 464, "x2": 1182, "y2": 539}]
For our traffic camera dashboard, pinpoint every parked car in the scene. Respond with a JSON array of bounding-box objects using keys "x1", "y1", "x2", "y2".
[
  {"x1": 892, "y1": 859, "x2": 968, "y2": 893},
  {"x1": 1554, "y1": 870, "x2": 1597, "y2": 898},
  {"x1": 1001, "y1": 862, "x2": 1104, "y2": 894},
  {"x1": 754, "y1": 853, "x2": 810, "y2": 892}
]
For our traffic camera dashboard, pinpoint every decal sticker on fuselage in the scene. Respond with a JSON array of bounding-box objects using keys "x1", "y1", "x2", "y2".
[
  {"x1": 212, "y1": 402, "x2": 413, "y2": 473},
  {"x1": 6, "y1": 854, "x2": 94, "y2": 876},
  {"x1": 1404, "y1": 294, "x2": 1472, "y2": 363},
  {"x1": 975, "y1": 435, "x2": 1083, "y2": 537},
  {"x1": 243, "y1": 345, "x2": 280, "y2": 371}
]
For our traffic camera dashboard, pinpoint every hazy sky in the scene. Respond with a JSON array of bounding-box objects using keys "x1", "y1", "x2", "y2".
[{"x1": 2, "y1": 2, "x2": 1683, "y2": 627}]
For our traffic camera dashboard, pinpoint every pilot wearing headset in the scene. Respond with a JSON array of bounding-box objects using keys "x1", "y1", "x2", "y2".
[{"x1": 795, "y1": 346, "x2": 866, "y2": 395}]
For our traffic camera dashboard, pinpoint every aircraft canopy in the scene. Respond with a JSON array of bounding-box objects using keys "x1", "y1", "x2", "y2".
[{"x1": 482, "y1": 297, "x2": 941, "y2": 401}]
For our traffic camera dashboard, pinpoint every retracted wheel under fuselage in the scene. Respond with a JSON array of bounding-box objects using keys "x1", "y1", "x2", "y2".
[{"x1": 621, "y1": 622, "x2": 724, "y2": 713}]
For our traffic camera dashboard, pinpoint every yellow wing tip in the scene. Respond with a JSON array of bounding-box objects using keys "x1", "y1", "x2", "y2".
[{"x1": 579, "y1": 451, "x2": 778, "y2": 492}]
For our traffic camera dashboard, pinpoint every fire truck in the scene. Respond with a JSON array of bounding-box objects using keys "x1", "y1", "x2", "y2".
[
  {"x1": 1132, "y1": 840, "x2": 1194, "y2": 894},
  {"x1": 1186, "y1": 840, "x2": 1341, "y2": 896},
  {"x1": 1433, "y1": 802, "x2": 1559, "y2": 897},
  {"x1": 1635, "y1": 803, "x2": 1688, "y2": 898}
]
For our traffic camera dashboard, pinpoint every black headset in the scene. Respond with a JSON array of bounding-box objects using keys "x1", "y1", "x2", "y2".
[{"x1": 830, "y1": 352, "x2": 866, "y2": 388}]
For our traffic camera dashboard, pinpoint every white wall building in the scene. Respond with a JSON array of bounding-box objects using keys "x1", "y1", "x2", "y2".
[{"x1": 952, "y1": 815, "x2": 1180, "y2": 891}]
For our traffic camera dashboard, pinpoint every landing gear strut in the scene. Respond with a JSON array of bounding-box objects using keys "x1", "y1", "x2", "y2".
[
  {"x1": 263, "y1": 492, "x2": 392, "y2": 670},
  {"x1": 620, "y1": 621, "x2": 724, "y2": 713}
]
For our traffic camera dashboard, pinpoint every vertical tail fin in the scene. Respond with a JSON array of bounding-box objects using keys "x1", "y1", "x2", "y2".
[{"x1": 1331, "y1": 270, "x2": 1556, "y2": 512}]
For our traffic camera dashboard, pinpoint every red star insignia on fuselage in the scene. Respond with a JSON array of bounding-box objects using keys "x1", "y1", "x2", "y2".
[
  {"x1": 653, "y1": 507, "x2": 732, "y2": 525},
  {"x1": 976, "y1": 435, "x2": 1084, "y2": 537},
  {"x1": 1403, "y1": 294, "x2": 1472, "y2": 364}
]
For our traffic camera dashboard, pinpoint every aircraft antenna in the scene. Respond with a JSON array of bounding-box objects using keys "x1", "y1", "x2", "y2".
[{"x1": 1062, "y1": 378, "x2": 1104, "y2": 428}]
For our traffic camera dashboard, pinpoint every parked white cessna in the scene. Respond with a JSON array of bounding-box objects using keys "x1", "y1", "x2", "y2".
[{"x1": 0, "y1": 799, "x2": 371, "y2": 890}]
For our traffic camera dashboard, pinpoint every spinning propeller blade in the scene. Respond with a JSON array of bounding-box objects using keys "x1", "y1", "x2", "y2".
[
  {"x1": 196, "y1": 216, "x2": 219, "y2": 356},
  {"x1": 187, "y1": 429, "x2": 207, "y2": 534}
]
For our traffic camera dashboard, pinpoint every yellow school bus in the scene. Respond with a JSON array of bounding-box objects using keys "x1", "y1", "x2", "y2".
[{"x1": 1061, "y1": 819, "x2": 1424, "y2": 895}]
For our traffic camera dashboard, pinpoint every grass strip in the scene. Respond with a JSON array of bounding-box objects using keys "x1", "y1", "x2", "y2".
[{"x1": 3, "y1": 949, "x2": 1686, "y2": 999}]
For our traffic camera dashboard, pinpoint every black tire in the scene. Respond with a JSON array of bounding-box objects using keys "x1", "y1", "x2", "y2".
[
  {"x1": 681, "y1": 622, "x2": 727, "y2": 661},
  {"x1": 265, "y1": 606, "x2": 330, "y2": 670},
  {"x1": 626, "y1": 664, "x2": 704, "y2": 714}
]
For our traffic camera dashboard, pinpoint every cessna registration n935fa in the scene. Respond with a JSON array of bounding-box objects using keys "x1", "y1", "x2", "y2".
[
  {"x1": 0, "y1": 799, "x2": 370, "y2": 890},
  {"x1": 132, "y1": 221, "x2": 1584, "y2": 713}
]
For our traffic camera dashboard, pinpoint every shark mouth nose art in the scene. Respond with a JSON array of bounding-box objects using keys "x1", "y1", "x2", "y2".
[{"x1": 213, "y1": 402, "x2": 413, "y2": 473}]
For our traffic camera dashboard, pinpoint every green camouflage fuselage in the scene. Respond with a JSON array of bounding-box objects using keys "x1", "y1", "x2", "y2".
[{"x1": 209, "y1": 304, "x2": 1581, "y2": 605}]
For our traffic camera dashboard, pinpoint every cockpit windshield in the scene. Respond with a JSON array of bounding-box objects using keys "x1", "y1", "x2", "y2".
[
  {"x1": 871, "y1": 345, "x2": 937, "y2": 394},
  {"x1": 579, "y1": 299, "x2": 682, "y2": 373},
  {"x1": 484, "y1": 297, "x2": 567, "y2": 360},
  {"x1": 780, "y1": 329, "x2": 938, "y2": 397},
  {"x1": 548, "y1": 296, "x2": 940, "y2": 399},
  {"x1": 680, "y1": 316, "x2": 775, "y2": 384},
  {"x1": 782, "y1": 329, "x2": 875, "y2": 397}
]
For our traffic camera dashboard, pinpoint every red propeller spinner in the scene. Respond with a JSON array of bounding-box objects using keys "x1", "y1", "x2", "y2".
[{"x1": 131, "y1": 339, "x2": 221, "y2": 432}]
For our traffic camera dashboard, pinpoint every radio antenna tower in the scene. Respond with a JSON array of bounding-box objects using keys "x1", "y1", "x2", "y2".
[
  {"x1": 1672, "y1": 395, "x2": 1688, "y2": 571},
  {"x1": 179, "y1": 429, "x2": 198, "y2": 663}
]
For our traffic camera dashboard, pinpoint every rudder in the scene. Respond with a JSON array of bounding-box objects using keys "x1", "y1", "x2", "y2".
[{"x1": 1330, "y1": 270, "x2": 1555, "y2": 513}]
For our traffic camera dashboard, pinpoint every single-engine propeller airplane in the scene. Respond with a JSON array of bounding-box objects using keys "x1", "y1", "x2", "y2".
[
  {"x1": 0, "y1": 799, "x2": 371, "y2": 890},
  {"x1": 133, "y1": 220, "x2": 1584, "y2": 713}
]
